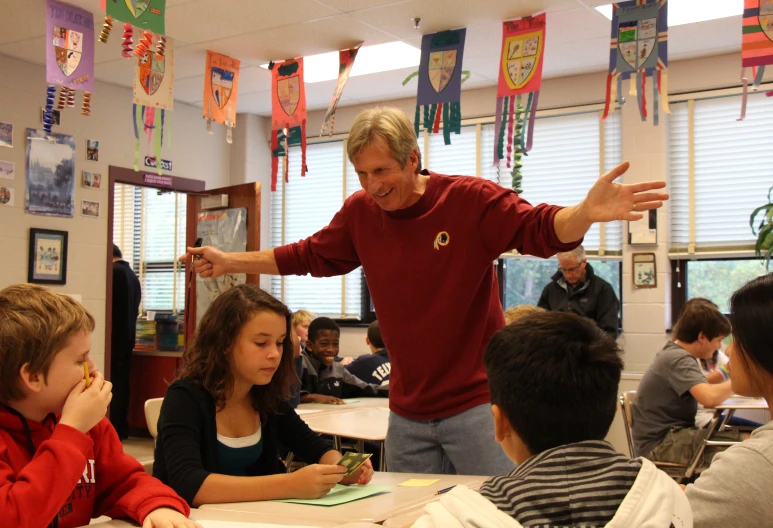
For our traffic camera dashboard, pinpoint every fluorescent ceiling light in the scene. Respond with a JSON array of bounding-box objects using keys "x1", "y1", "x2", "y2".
[
  {"x1": 261, "y1": 41, "x2": 420, "y2": 83},
  {"x1": 594, "y1": 0, "x2": 742, "y2": 26}
]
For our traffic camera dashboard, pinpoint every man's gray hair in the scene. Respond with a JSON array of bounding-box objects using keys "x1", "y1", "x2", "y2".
[{"x1": 557, "y1": 245, "x2": 586, "y2": 262}]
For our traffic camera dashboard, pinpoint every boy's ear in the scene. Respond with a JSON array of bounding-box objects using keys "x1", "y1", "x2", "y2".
[
  {"x1": 366, "y1": 337, "x2": 371, "y2": 346},
  {"x1": 491, "y1": 404, "x2": 513, "y2": 443},
  {"x1": 19, "y1": 363, "x2": 44, "y2": 394}
]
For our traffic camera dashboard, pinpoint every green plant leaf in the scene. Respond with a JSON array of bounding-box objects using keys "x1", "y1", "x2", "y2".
[
  {"x1": 750, "y1": 203, "x2": 773, "y2": 233},
  {"x1": 755, "y1": 223, "x2": 773, "y2": 256}
]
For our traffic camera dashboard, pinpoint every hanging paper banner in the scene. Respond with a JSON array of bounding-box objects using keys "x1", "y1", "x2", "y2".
[
  {"x1": 413, "y1": 29, "x2": 466, "y2": 146},
  {"x1": 603, "y1": 0, "x2": 668, "y2": 125},
  {"x1": 45, "y1": 0, "x2": 95, "y2": 124},
  {"x1": 203, "y1": 51, "x2": 240, "y2": 141},
  {"x1": 101, "y1": 0, "x2": 166, "y2": 35},
  {"x1": 132, "y1": 35, "x2": 173, "y2": 173},
  {"x1": 494, "y1": 14, "x2": 546, "y2": 167},
  {"x1": 740, "y1": 0, "x2": 773, "y2": 119},
  {"x1": 320, "y1": 44, "x2": 362, "y2": 136},
  {"x1": 270, "y1": 58, "x2": 307, "y2": 192},
  {"x1": 46, "y1": 0, "x2": 94, "y2": 92}
]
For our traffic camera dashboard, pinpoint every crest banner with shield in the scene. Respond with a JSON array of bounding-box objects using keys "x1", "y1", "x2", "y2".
[
  {"x1": 132, "y1": 34, "x2": 173, "y2": 173},
  {"x1": 271, "y1": 58, "x2": 308, "y2": 191},
  {"x1": 102, "y1": 0, "x2": 166, "y2": 34},
  {"x1": 44, "y1": 0, "x2": 94, "y2": 132},
  {"x1": 740, "y1": 0, "x2": 773, "y2": 119},
  {"x1": 203, "y1": 51, "x2": 241, "y2": 141},
  {"x1": 413, "y1": 28, "x2": 466, "y2": 145},
  {"x1": 494, "y1": 14, "x2": 546, "y2": 167},
  {"x1": 603, "y1": 0, "x2": 668, "y2": 125}
]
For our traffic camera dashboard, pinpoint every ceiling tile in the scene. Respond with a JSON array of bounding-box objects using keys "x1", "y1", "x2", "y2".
[
  {"x1": 164, "y1": 0, "x2": 339, "y2": 44},
  {"x1": 0, "y1": 0, "x2": 46, "y2": 45},
  {"x1": 199, "y1": 15, "x2": 393, "y2": 66}
]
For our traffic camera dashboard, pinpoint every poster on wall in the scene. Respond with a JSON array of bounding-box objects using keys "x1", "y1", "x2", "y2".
[
  {"x1": 270, "y1": 58, "x2": 307, "y2": 191},
  {"x1": 25, "y1": 129, "x2": 75, "y2": 218},
  {"x1": 196, "y1": 208, "x2": 247, "y2": 327},
  {"x1": 46, "y1": 0, "x2": 95, "y2": 92}
]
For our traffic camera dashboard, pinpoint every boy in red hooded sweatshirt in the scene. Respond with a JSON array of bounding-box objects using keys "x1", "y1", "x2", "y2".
[{"x1": 0, "y1": 284, "x2": 197, "y2": 528}]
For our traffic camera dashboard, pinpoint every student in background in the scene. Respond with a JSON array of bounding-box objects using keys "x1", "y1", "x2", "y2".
[
  {"x1": 503, "y1": 304, "x2": 545, "y2": 325},
  {"x1": 686, "y1": 274, "x2": 773, "y2": 527},
  {"x1": 153, "y1": 285, "x2": 372, "y2": 507},
  {"x1": 633, "y1": 301, "x2": 742, "y2": 467},
  {"x1": 292, "y1": 309, "x2": 315, "y2": 352},
  {"x1": 0, "y1": 284, "x2": 192, "y2": 528},
  {"x1": 110, "y1": 244, "x2": 141, "y2": 440},
  {"x1": 346, "y1": 320, "x2": 391, "y2": 386},
  {"x1": 300, "y1": 317, "x2": 386, "y2": 404},
  {"x1": 413, "y1": 311, "x2": 691, "y2": 527}
]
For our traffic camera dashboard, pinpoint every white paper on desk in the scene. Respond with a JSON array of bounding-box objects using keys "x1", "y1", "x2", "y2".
[
  {"x1": 197, "y1": 521, "x2": 322, "y2": 528},
  {"x1": 295, "y1": 409, "x2": 323, "y2": 415}
]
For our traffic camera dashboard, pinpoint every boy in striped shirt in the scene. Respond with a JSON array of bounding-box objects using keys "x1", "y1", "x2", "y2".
[{"x1": 413, "y1": 312, "x2": 691, "y2": 528}]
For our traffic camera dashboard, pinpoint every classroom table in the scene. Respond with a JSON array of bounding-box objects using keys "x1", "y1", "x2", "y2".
[
  {"x1": 299, "y1": 405, "x2": 390, "y2": 471},
  {"x1": 198, "y1": 471, "x2": 486, "y2": 525},
  {"x1": 81, "y1": 507, "x2": 376, "y2": 527},
  {"x1": 296, "y1": 398, "x2": 388, "y2": 415},
  {"x1": 684, "y1": 396, "x2": 769, "y2": 479}
]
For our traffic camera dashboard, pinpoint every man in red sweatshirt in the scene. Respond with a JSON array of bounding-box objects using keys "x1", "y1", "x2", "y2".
[
  {"x1": 184, "y1": 107, "x2": 667, "y2": 475},
  {"x1": 0, "y1": 284, "x2": 196, "y2": 528}
]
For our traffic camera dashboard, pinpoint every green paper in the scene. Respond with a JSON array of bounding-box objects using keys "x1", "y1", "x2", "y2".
[
  {"x1": 414, "y1": 105, "x2": 421, "y2": 136},
  {"x1": 106, "y1": 0, "x2": 166, "y2": 34},
  {"x1": 154, "y1": 111, "x2": 162, "y2": 175},
  {"x1": 275, "y1": 484, "x2": 389, "y2": 506},
  {"x1": 443, "y1": 102, "x2": 451, "y2": 145}
]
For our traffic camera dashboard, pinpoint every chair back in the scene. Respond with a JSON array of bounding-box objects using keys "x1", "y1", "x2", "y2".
[
  {"x1": 144, "y1": 398, "x2": 164, "y2": 439},
  {"x1": 619, "y1": 391, "x2": 637, "y2": 458}
]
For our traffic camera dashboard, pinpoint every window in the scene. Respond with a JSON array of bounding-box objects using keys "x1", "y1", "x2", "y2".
[
  {"x1": 113, "y1": 184, "x2": 187, "y2": 313},
  {"x1": 270, "y1": 141, "x2": 364, "y2": 319},
  {"x1": 670, "y1": 93, "x2": 773, "y2": 252},
  {"x1": 270, "y1": 107, "x2": 624, "y2": 318},
  {"x1": 502, "y1": 257, "x2": 621, "y2": 309},
  {"x1": 481, "y1": 110, "x2": 623, "y2": 253},
  {"x1": 669, "y1": 92, "x2": 773, "y2": 320},
  {"x1": 671, "y1": 258, "x2": 768, "y2": 319}
]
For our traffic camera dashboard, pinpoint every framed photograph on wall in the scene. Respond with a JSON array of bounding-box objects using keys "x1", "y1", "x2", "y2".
[
  {"x1": 632, "y1": 252, "x2": 657, "y2": 289},
  {"x1": 28, "y1": 228, "x2": 68, "y2": 285}
]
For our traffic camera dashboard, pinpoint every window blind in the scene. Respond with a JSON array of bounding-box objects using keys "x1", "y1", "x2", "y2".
[
  {"x1": 270, "y1": 141, "x2": 364, "y2": 318},
  {"x1": 478, "y1": 110, "x2": 622, "y2": 253},
  {"x1": 670, "y1": 93, "x2": 773, "y2": 253},
  {"x1": 427, "y1": 125, "x2": 477, "y2": 177},
  {"x1": 112, "y1": 183, "x2": 186, "y2": 313}
]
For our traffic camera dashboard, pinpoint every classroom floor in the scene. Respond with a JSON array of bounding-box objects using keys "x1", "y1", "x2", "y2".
[{"x1": 122, "y1": 436, "x2": 155, "y2": 463}]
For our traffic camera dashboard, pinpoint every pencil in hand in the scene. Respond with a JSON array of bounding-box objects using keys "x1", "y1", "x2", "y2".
[{"x1": 83, "y1": 362, "x2": 91, "y2": 388}]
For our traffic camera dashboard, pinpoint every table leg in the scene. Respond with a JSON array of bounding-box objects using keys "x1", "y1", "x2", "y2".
[
  {"x1": 718, "y1": 410, "x2": 733, "y2": 432},
  {"x1": 333, "y1": 436, "x2": 341, "y2": 451},
  {"x1": 380, "y1": 441, "x2": 386, "y2": 472}
]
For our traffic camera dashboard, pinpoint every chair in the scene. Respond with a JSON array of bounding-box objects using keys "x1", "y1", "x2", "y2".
[
  {"x1": 144, "y1": 398, "x2": 164, "y2": 440},
  {"x1": 618, "y1": 391, "x2": 693, "y2": 482}
]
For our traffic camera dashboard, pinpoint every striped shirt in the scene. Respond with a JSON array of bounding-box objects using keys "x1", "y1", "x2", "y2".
[{"x1": 479, "y1": 440, "x2": 641, "y2": 527}]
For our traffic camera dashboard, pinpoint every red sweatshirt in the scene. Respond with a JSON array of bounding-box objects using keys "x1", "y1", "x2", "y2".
[
  {"x1": 275, "y1": 171, "x2": 580, "y2": 420},
  {"x1": 0, "y1": 407, "x2": 189, "y2": 528}
]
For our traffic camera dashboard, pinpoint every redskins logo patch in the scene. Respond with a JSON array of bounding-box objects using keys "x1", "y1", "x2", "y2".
[{"x1": 434, "y1": 231, "x2": 450, "y2": 250}]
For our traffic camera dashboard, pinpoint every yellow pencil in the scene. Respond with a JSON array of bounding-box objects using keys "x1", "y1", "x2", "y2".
[{"x1": 83, "y1": 362, "x2": 90, "y2": 388}]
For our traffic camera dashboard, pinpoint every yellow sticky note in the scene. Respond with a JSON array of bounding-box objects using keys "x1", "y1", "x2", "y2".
[{"x1": 399, "y1": 479, "x2": 440, "y2": 487}]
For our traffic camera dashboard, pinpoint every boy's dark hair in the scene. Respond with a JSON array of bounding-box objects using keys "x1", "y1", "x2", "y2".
[
  {"x1": 673, "y1": 299, "x2": 730, "y2": 343},
  {"x1": 484, "y1": 311, "x2": 623, "y2": 455},
  {"x1": 308, "y1": 317, "x2": 340, "y2": 343},
  {"x1": 113, "y1": 244, "x2": 122, "y2": 259},
  {"x1": 367, "y1": 320, "x2": 385, "y2": 349}
]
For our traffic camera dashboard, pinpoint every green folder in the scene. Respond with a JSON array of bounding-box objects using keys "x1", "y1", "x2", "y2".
[{"x1": 275, "y1": 484, "x2": 390, "y2": 506}]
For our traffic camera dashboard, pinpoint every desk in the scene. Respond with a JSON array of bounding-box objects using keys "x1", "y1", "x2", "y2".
[
  {"x1": 685, "y1": 397, "x2": 769, "y2": 479},
  {"x1": 82, "y1": 507, "x2": 363, "y2": 527},
  {"x1": 300, "y1": 406, "x2": 390, "y2": 471},
  {"x1": 199, "y1": 471, "x2": 486, "y2": 525},
  {"x1": 296, "y1": 398, "x2": 387, "y2": 414}
]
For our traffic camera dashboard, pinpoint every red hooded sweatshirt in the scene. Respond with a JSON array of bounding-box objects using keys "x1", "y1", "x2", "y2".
[{"x1": 0, "y1": 406, "x2": 189, "y2": 528}]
